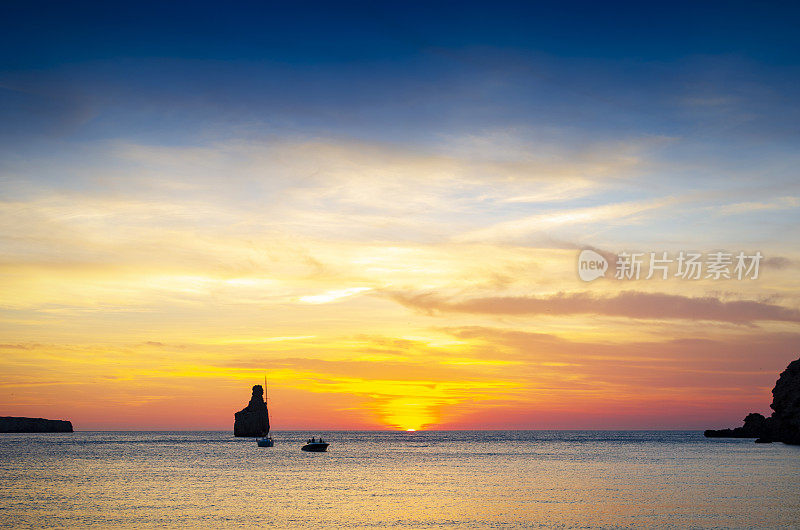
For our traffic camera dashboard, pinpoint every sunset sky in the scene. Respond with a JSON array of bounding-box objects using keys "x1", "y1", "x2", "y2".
[{"x1": 2, "y1": 2, "x2": 800, "y2": 431}]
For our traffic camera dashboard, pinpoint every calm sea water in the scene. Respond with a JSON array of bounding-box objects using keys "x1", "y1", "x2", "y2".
[{"x1": 1, "y1": 431, "x2": 798, "y2": 528}]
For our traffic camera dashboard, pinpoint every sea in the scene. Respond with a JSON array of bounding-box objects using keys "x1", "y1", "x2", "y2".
[{"x1": 1, "y1": 430, "x2": 798, "y2": 529}]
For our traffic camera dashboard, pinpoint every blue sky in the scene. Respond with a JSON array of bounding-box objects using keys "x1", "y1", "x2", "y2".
[
  {"x1": 3, "y1": 1, "x2": 800, "y2": 148},
  {"x1": 4, "y1": 1, "x2": 800, "y2": 66}
]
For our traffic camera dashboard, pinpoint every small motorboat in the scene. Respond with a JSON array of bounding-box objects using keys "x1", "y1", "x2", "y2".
[
  {"x1": 257, "y1": 436, "x2": 274, "y2": 447},
  {"x1": 301, "y1": 437, "x2": 329, "y2": 452}
]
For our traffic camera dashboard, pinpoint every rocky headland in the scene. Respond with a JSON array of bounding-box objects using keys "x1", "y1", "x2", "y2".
[
  {"x1": 233, "y1": 385, "x2": 269, "y2": 437},
  {"x1": 705, "y1": 357, "x2": 800, "y2": 444},
  {"x1": 0, "y1": 416, "x2": 73, "y2": 433}
]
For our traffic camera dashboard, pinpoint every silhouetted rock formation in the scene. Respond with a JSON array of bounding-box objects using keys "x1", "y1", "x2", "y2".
[
  {"x1": 0, "y1": 416, "x2": 73, "y2": 433},
  {"x1": 233, "y1": 385, "x2": 269, "y2": 437},
  {"x1": 763, "y1": 358, "x2": 800, "y2": 444},
  {"x1": 705, "y1": 357, "x2": 800, "y2": 445},
  {"x1": 704, "y1": 413, "x2": 766, "y2": 438}
]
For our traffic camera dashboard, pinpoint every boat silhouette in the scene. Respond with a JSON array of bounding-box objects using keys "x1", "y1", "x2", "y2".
[
  {"x1": 256, "y1": 375, "x2": 274, "y2": 448},
  {"x1": 301, "y1": 436, "x2": 328, "y2": 452}
]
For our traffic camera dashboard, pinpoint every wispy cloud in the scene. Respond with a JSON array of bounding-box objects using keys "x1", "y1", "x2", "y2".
[
  {"x1": 717, "y1": 196, "x2": 800, "y2": 215},
  {"x1": 454, "y1": 198, "x2": 678, "y2": 244},
  {"x1": 390, "y1": 290, "x2": 800, "y2": 324},
  {"x1": 299, "y1": 287, "x2": 372, "y2": 304}
]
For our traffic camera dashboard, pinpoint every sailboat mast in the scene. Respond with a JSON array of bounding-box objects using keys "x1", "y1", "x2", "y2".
[{"x1": 264, "y1": 373, "x2": 270, "y2": 434}]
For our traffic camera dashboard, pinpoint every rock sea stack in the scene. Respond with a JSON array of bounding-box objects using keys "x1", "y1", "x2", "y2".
[
  {"x1": 705, "y1": 357, "x2": 800, "y2": 445},
  {"x1": 233, "y1": 385, "x2": 269, "y2": 437}
]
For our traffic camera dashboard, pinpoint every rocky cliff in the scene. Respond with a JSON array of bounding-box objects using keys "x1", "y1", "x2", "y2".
[
  {"x1": 0, "y1": 416, "x2": 73, "y2": 433},
  {"x1": 233, "y1": 385, "x2": 269, "y2": 437},
  {"x1": 705, "y1": 357, "x2": 800, "y2": 445},
  {"x1": 764, "y1": 358, "x2": 800, "y2": 444}
]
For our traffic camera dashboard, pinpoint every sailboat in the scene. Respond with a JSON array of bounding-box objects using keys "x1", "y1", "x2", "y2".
[{"x1": 256, "y1": 375, "x2": 274, "y2": 447}]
